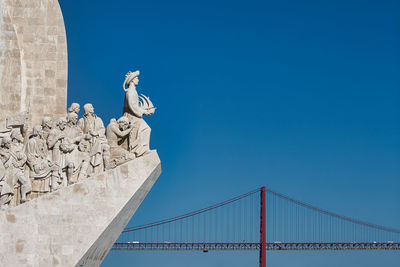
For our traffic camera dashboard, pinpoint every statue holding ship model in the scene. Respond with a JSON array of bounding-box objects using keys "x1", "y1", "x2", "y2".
[{"x1": 122, "y1": 70, "x2": 156, "y2": 157}]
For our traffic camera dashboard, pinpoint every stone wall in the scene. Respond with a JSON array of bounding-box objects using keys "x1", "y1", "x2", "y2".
[{"x1": 0, "y1": 0, "x2": 67, "y2": 126}]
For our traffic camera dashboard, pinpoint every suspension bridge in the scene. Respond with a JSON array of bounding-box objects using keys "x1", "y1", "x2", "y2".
[{"x1": 112, "y1": 187, "x2": 400, "y2": 267}]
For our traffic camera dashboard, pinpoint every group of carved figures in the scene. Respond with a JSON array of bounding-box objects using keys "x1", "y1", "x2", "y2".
[{"x1": 0, "y1": 70, "x2": 155, "y2": 207}]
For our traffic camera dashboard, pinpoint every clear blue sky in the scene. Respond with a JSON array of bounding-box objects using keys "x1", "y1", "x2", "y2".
[{"x1": 59, "y1": 0, "x2": 399, "y2": 266}]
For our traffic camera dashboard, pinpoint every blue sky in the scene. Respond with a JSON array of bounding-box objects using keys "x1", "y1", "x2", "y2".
[{"x1": 59, "y1": 0, "x2": 399, "y2": 266}]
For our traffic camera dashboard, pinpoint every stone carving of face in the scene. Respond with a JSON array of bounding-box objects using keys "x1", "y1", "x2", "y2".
[
  {"x1": 117, "y1": 117, "x2": 129, "y2": 130},
  {"x1": 67, "y1": 113, "x2": 78, "y2": 125},
  {"x1": 119, "y1": 121, "x2": 128, "y2": 130},
  {"x1": 131, "y1": 76, "x2": 139, "y2": 86},
  {"x1": 33, "y1": 126, "x2": 43, "y2": 138},
  {"x1": 72, "y1": 103, "x2": 80, "y2": 114},
  {"x1": 84, "y1": 104, "x2": 94, "y2": 115},
  {"x1": 58, "y1": 120, "x2": 66, "y2": 131},
  {"x1": 78, "y1": 140, "x2": 88, "y2": 152},
  {"x1": 42, "y1": 117, "x2": 52, "y2": 129}
]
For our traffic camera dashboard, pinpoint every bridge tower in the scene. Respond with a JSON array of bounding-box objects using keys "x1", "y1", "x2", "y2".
[{"x1": 260, "y1": 186, "x2": 266, "y2": 267}]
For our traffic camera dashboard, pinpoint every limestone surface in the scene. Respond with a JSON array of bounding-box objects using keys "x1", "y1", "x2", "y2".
[
  {"x1": 0, "y1": 150, "x2": 161, "y2": 267},
  {"x1": 0, "y1": 0, "x2": 68, "y2": 126}
]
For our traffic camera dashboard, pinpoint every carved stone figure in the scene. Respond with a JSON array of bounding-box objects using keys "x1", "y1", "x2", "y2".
[
  {"x1": 10, "y1": 130, "x2": 32, "y2": 203},
  {"x1": 73, "y1": 138, "x2": 91, "y2": 181},
  {"x1": 10, "y1": 129, "x2": 24, "y2": 151},
  {"x1": 122, "y1": 70, "x2": 155, "y2": 157},
  {"x1": 106, "y1": 117, "x2": 135, "y2": 166},
  {"x1": 78, "y1": 104, "x2": 111, "y2": 173},
  {"x1": 68, "y1": 103, "x2": 80, "y2": 116},
  {"x1": 25, "y1": 126, "x2": 60, "y2": 193},
  {"x1": 48, "y1": 118, "x2": 77, "y2": 186},
  {"x1": 47, "y1": 119, "x2": 65, "y2": 164},
  {"x1": 0, "y1": 136, "x2": 15, "y2": 206},
  {"x1": 0, "y1": 134, "x2": 31, "y2": 204},
  {"x1": 65, "y1": 112, "x2": 89, "y2": 183},
  {"x1": 65, "y1": 113, "x2": 83, "y2": 148},
  {"x1": 41, "y1": 116, "x2": 53, "y2": 142},
  {"x1": 0, "y1": 159, "x2": 13, "y2": 206}
]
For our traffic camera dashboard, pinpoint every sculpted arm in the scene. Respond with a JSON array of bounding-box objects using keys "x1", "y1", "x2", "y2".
[{"x1": 112, "y1": 124, "x2": 132, "y2": 137}]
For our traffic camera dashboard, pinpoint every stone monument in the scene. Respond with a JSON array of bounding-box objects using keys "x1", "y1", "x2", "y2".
[{"x1": 0, "y1": 1, "x2": 161, "y2": 266}]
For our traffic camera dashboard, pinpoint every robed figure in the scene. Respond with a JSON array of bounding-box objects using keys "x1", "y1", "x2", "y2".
[{"x1": 122, "y1": 70, "x2": 155, "y2": 157}]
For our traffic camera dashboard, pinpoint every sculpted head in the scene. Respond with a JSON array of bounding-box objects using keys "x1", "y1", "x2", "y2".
[
  {"x1": 1, "y1": 135, "x2": 11, "y2": 149},
  {"x1": 132, "y1": 75, "x2": 139, "y2": 86},
  {"x1": 56, "y1": 118, "x2": 67, "y2": 131},
  {"x1": 123, "y1": 70, "x2": 140, "y2": 91},
  {"x1": 68, "y1": 103, "x2": 80, "y2": 114},
  {"x1": 32, "y1": 125, "x2": 43, "y2": 138},
  {"x1": 117, "y1": 117, "x2": 130, "y2": 130},
  {"x1": 78, "y1": 139, "x2": 89, "y2": 152},
  {"x1": 67, "y1": 112, "x2": 78, "y2": 125},
  {"x1": 83, "y1": 104, "x2": 94, "y2": 115},
  {"x1": 10, "y1": 129, "x2": 23, "y2": 143},
  {"x1": 42, "y1": 117, "x2": 52, "y2": 130}
]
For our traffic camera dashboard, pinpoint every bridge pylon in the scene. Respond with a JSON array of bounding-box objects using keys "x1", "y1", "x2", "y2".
[{"x1": 260, "y1": 186, "x2": 266, "y2": 267}]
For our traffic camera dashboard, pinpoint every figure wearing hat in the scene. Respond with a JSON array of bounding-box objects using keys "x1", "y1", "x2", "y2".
[{"x1": 122, "y1": 70, "x2": 155, "y2": 157}]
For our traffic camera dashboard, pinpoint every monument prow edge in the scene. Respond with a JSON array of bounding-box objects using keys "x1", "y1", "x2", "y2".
[{"x1": 0, "y1": 150, "x2": 161, "y2": 267}]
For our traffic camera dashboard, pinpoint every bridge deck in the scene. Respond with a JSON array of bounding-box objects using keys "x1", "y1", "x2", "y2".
[{"x1": 113, "y1": 242, "x2": 400, "y2": 251}]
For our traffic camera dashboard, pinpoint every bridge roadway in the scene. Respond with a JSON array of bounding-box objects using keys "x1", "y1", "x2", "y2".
[{"x1": 113, "y1": 242, "x2": 400, "y2": 251}]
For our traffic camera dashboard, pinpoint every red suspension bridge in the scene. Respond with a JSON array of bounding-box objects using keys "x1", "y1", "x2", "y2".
[{"x1": 112, "y1": 187, "x2": 400, "y2": 267}]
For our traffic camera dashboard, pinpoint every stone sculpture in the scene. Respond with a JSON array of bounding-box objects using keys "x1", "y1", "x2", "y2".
[
  {"x1": 68, "y1": 103, "x2": 80, "y2": 116},
  {"x1": 10, "y1": 129, "x2": 25, "y2": 151},
  {"x1": 71, "y1": 137, "x2": 91, "y2": 182},
  {"x1": 106, "y1": 117, "x2": 135, "y2": 166},
  {"x1": 65, "y1": 112, "x2": 89, "y2": 183},
  {"x1": 0, "y1": 133, "x2": 31, "y2": 204},
  {"x1": 9, "y1": 130, "x2": 31, "y2": 203},
  {"x1": 0, "y1": 136, "x2": 16, "y2": 205},
  {"x1": 0, "y1": 70, "x2": 155, "y2": 207},
  {"x1": 78, "y1": 104, "x2": 111, "y2": 173},
  {"x1": 0, "y1": 159, "x2": 13, "y2": 206},
  {"x1": 122, "y1": 70, "x2": 155, "y2": 157},
  {"x1": 25, "y1": 126, "x2": 60, "y2": 194},
  {"x1": 41, "y1": 117, "x2": 53, "y2": 142},
  {"x1": 0, "y1": 134, "x2": 31, "y2": 204},
  {"x1": 48, "y1": 118, "x2": 75, "y2": 187}
]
